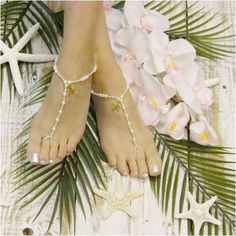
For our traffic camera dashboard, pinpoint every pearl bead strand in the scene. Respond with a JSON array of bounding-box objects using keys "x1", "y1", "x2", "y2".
[
  {"x1": 42, "y1": 57, "x2": 97, "y2": 144},
  {"x1": 91, "y1": 84, "x2": 143, "y2": 156}
]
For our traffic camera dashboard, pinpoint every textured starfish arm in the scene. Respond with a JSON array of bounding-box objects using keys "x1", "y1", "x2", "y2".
[
  {"x1": 122, "y1": 205, "x2": 135, "y2": 217},
  {"x1": 17, "y1": 53, "x2": 57, "y2": 62},
  {"x1": 103, "y1": 205, "x2": 117, "y2": 218},
  {"x1": 127, "y1": 191, "x2": 144, "y2": 200},
  {"x1": 8, "y1": 58, "x2": 24, "y2": 95},
  {"x1": 0, "y1": 55, "x2": 8, "y2": 64},
  {"x1": 175, "y1": 210, "x2": 192, "y2": 219},
  {"x1": 94, "y1": 189, "x2": 110, "y2": 200},
  {"x1": 193, "y1": 221, "x2": 203, "y2": 236},
  {"x1": 187, "y1": 192, "x2": 199, "y2": 208},
  {"x1": 0, "y1": 39, "x2": 9, "y2": 54},
  {"x1": 202, "y1": 196, "x2": 217, "y2": 210},
  {"x1": 206, "y1": 213, "x2": 222, "y2": 225},
  {"x1": 14, "y1": 23, "x2": 40, "y2": 52}
]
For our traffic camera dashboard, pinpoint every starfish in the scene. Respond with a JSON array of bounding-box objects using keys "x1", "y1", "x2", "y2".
[
  {"x1": 94, "y1": 175, "x2": 144, "y2": 218},
  {"x1": 175, "y1": 191, "x2": 221, "y2": 236},
  {"x1": 0, "y1": 23, "x2": 57, "y2": 96}
]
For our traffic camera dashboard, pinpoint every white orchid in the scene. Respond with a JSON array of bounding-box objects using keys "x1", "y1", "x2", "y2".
[
  {"x1": 132, "y1": 74, "x2": 175, "y2": 126},
  {"x1": 164, "y1": 102, "x2": 190, "y2": 140},
  {"x1": 190, "y1": 117, "x2": 218, "y2": 145},
  {"x1": 104, "y1": 1, "x2": 122, "y2": 31},
  {"x1": 123, "y1": 1, "x2": 169, "y2": 33},
  {"x1": 147, "y1": 35, "x2": 196, "y2": 74},
  {"x1": 105, "y1": 0, "x2": 218, "y2": 145},
  {"x1": 163, "y1": 62, "x2": 213, "y2": 114},
  {"x1": 115, "y1": 26, "x2": 150, "y2": 84}
]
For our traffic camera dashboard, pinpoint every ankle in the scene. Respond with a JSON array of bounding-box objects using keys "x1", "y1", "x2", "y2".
[{"x1": 57, "y1": 47, "x2": 96, "y2": 81}]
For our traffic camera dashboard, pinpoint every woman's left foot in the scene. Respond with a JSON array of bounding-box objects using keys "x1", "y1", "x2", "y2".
[{"x1": 92, "y1": 60, "x2": 162, "y2": 178}]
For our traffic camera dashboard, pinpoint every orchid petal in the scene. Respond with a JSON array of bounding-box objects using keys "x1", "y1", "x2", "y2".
[{"x1": 124, "y1": 1, "x2": 144, "y2": 28}]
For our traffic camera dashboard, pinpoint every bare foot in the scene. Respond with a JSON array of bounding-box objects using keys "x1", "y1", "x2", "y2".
[
  {"x1": 27, "y1": 54, "x2": 95, "y2": 164},
  {"x1": 92, "y1": 8, "x2": 162, "y2": 178},
  {"x1": 27, "y1": 1, "x2": 102, "y2": 165},
  {"x1": 92, "y1": 63, "x2": 162, "y2": 178}
]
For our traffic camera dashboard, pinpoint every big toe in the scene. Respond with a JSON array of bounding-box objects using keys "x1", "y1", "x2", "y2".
[
  {"x1": 146, "y1": 148, "x2": 162, "y2": 176},
  {"x1": 27, "y1": 132, "x2": 42, "y2": 164}
]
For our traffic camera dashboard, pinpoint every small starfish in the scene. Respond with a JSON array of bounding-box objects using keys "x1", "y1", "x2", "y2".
[
  {"x1": 94, "y1": 175, "x2": 144, "y2": 218},
  {"x1": 175, "y1": 191, "x2": 221, "y2": 236},
  {"x1": 0, "y1": 23, "x2": 57, "y2": 96}
]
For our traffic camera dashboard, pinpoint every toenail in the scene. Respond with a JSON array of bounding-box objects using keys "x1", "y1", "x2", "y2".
[
  {"x1": 49, "y1": 159, "x2": 54, "y2": 164},
  {"x1": 143, "y1": 173, "x2": 148, "y2": 178},
  {"x1": 134, "y1": 172, "x2": 138, "y2": 177},
  {"x1": 152, "y1": 164, "x2": 160, "y2": 173},
  {"x1": 29, "y1": 153, "x2": 39, "y2": 164},
  {"x1": 124, "y1": 171, "x2": 129, "y2": 176}
]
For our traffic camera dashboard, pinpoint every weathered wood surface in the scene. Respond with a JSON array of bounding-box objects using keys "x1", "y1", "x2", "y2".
[{"x1": 0, "y1": 1, "x2": 235, "y2": 235}]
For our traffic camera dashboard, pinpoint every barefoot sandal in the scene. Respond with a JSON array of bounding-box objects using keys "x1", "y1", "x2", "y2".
[
  {"x1": 42, "y1": 57, "x2": 97, "y2": 148},
  {"x1": 91, "y1": 84, "x2": 143, "y2": 159}
]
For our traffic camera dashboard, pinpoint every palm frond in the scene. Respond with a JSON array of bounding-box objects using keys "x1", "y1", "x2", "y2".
[
  {"x1": 0, "y1": 0, "x2": 59, "y2": 99},
  {"x1": 151, "y1": 131, "x2": 235, "y2": 235},
  {"x1": 12, "y1": 69, "x2": 106, "y2": 233},
  {"x1": 146, "y1": 1, "x2": 235, "y2": 60}
]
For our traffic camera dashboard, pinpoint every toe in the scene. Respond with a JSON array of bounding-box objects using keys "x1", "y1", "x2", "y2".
[
  {"x1": 67, "y1": 138, "x2": 77, "y2": 154},
  {"x1": 145, "y1": 147, "x2": 162, "y2": 176},
  {"x1": 27, "y1": 132, "x2": 42, "y2": 164},
  {"x1": 136, "y1": 152, "x2": 148, "y2": 178},
  {"x1": 117, "y1": 157, "x2": 129, "y2": 176},
  {"x1": 105, "y1": 152, "x2": 117, "y2": 168},
  {"x1": 57, "y1": 140, "x2": 67, "y2": 161},
  {"x1": 49, "y1": 141, "x2": 59, "y2": 163},
  {"x1": 127, "y1": 158, "x2": 138, "y2": 177},
  {"x1": 40, "y1": 139, "x2": 51, "y2": 165}
]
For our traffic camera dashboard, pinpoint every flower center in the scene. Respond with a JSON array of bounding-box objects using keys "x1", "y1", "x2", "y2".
[
  {"x1": 124, "y1": 51, "x2": 134, "y2": 61},
  {"x1": 200, "y1": 132, "x2": 208, "y2": 139},
  {"x1": 170, "y1": 122, "x2": 177, "y2": 131},
  {"x1": 167, "y1": 61, "x2": 175, "y2": 69},
  {"x1": 149, "y1": 98, "x2": 158, "y2": 107}
]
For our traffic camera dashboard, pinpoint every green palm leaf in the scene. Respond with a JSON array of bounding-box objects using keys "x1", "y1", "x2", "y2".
[
  {"x1": 113, "y1": 1, "x2": 235, "y2": 60},
  {"x1": 0, "y1": 0, "x2": 59, "y2": 99},
  {"x1": 12, "y1": 68, "x2": 106, "y2": 233},
  {"x1": 151, "y1": 132, "x2": 235, "y2": 235}
]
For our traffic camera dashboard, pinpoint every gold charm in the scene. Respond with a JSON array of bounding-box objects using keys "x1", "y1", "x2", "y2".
[
  {"x1": 67, "y1": 84, "x2": 76, "y2": 94},
  {"x1": 112, "y1": 100, "x2": 122, "y2": 111}
]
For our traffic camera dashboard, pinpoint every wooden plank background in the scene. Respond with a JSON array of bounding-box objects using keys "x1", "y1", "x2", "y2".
[{"x1": 0, "y1": 1, "x2": 235, "y2": 235}]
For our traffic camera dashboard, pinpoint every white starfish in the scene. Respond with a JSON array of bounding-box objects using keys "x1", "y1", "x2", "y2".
[
  {"x1": 0, "y1": 23, "x2": 57, "y2": 96},
  {"x1": 94, "y1": 175, "x2": 144, "y2": 218},
  {"x1": 175, "y1": 191, "x2": 221, "y2": 236}
]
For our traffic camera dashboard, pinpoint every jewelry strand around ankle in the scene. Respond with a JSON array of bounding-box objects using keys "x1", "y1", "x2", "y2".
[
  {"x1": 91, "y1": 84, "x2": 143, "y2": 157},
  {"x1": 42, "y1": 57, "x2": 97, "y2": 146}
]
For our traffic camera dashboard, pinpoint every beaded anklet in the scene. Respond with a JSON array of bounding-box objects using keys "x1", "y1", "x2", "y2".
[
  {"x1": 42, "y1": 57, "x2": 97, "y2": 146},
  {"x1": 91, "y1": 84, "x2": 143, "y2": 157}
]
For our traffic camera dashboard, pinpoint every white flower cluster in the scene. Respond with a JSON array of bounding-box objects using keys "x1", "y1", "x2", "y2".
[{"x1": 104, "y1": 1, "x2": 218, "y2": 145}]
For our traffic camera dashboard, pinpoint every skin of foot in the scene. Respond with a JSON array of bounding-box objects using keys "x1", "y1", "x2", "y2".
[
  {"x1": 92, "y1": 10, "x2": 162, "y2": 178},
  {"x1": 27, "y1": 2, "x2": 102, "y2": 164},
  {"x1": 27, "y1": 61, "x2": 92, "y2": 165}
]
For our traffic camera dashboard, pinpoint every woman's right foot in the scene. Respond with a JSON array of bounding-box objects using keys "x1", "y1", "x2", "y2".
[{"x1": 27, "y1": 52, "x2": 95, "y2": 165}]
